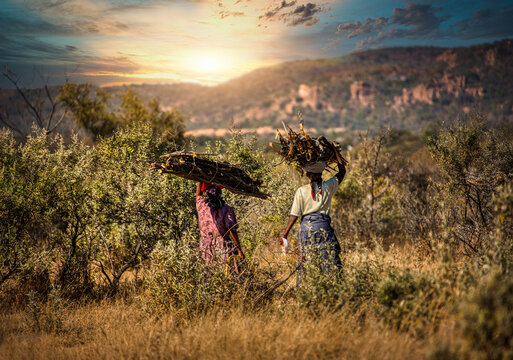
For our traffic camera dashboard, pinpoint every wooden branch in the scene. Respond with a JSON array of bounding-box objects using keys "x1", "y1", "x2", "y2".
[
  {"x1": 2, "y1": 71, "x2": 44, "y2": 128},
  {"x1": 0, "y1": 111, "x2": 24, "y2": 135},
  {"x1": 270, "y1": 120, "x2": 347, "y2": 170},
  {"x1": 154, "y1": 152, "x2": 268, "y2": 198},
  {"x1": 253, "y1": 264, "x2": 299, "y2": 306},
  {"x1": 47, "y1": 110, "x2": 67, "y2": 135},
  {"x1": 98, "y1": 261, "x2": 112, "y2": 286},
  {"x1": 99, "y1": 230, "x2": 116, "y2": 275},
  {"x1": 44, "y1": 84, "x2": 57, "y2": 131},
  {"x1": 112, "y1": 240, "x2": 142, "y2": 285}
]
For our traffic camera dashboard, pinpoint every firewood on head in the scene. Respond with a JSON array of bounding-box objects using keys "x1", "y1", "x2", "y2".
[
  {"x1": 269, "y1": 120, "x2": 347, "y2": 171},
  {"x1": 152, "y1": 153, "x2": 268, "y2": 199}
]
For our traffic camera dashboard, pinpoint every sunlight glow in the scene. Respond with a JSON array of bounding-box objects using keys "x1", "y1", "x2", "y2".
[{"x1": 188, "y1": 50, "x2": 233, "y2": 76}]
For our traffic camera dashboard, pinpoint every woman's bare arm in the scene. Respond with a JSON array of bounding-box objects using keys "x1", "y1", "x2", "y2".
[
  {"x1": 283, "y1": 215, "x2": 298, "y2": 240},
  {"x1": 228, "y1": 229, "x2": 245, "y2": 259},
  {"x1": 331, "y1": 143, "x2": 346, "y2": 183},
  {"x1": 196, "y1": 182, "x2": 202, "y2": 196}
]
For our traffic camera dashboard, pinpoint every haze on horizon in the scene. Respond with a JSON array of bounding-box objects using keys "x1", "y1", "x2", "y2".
[{"x1": 1, "y1": 0, "x2": 512, "y2": 88}]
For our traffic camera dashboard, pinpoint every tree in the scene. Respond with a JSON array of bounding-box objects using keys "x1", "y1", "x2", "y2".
[
  {"x1": 118, "y1": 89, "x2": 185, "y2": 145},
  {"x1": 427, "y1": 113, "x2": 513, "y2": 253},
  {"x1": 58, "y1": 83, "x2": 118, "y2": 138},
  {"x1": 1, "y1": 67, "x2": 67, "y2": 137}
]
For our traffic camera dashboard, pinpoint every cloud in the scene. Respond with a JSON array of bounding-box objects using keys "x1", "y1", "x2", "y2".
[
  {"x1": 14, "y1": 0, "x2": 135, "y2": 36},
  {"x1": 0, "y1": 35, "x2": 76, "y2": 63},
  {"x1": 391, "y1": 3, "x2": 448, "y2": 36},
  {"x1": 336, "y1": 17, "x2": 388, "y2": 38},
  {"x1": 337, "y1": 3, "x2": 448, "y2": 47},
  {"x1": 289, "y1": 3, "x2": 321, "y2": 26},
  {"x1": 0, "y1": 12, "x2": 74, "y2": 36},
  {"x1": 219, "y1": 10, "x2": 245, "y2": 19},
  {"x1": 450, "y1": 6, "x2": 513, "y2": 39},
  {"x1": 336, "y1": 2, "x2": 513, "y2": 50},
  {"x1": 259, "y1": 1, "x2": 322, "y2": 27},
  {"x1": 260, "y1": 1, "x2": 297, "y2": 21}
]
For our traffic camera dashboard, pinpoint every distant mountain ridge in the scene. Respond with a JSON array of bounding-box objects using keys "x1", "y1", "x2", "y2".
[
  {"x1": 109, "y1": 39, "x2": 513, "y2": 139},
  {"x1": 1, "y1": 39, "x2": 512, "y2": 141}
]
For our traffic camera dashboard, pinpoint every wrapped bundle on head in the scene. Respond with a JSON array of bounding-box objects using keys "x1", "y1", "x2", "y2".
[{"x1": 303, "y1": 161, "x2": 326, "y2": 174}]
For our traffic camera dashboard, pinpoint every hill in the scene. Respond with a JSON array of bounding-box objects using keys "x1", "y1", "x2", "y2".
[
  {"x1": 108, "y1": 39, "x2": 513, "y2": 139},
  {"x1": 1, "y1": 39, "x2": 512, "y2": 141}
]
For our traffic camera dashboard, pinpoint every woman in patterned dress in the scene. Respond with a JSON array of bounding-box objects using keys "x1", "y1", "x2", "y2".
[{"x1": 196, "y1": 182, "x2": 244, "y2": 273}]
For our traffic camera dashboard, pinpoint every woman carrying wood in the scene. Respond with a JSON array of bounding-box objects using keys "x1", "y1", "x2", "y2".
[
  {"x1": 282, "y1": 144, "x2": 346, "y2": 278},
  {"x1": 196, "y1": 182, "x2": 245, "y2": 274}
]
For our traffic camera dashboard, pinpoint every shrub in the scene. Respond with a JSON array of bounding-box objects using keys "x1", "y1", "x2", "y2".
[
  {"x1": 461, "y1": 270, "x2": 513, "y2": 360},
  {"x1": 145, "y1": 240, "x2": 224, "y2": 317},
  {"x1": 427, "y1": 113, "x2": 513, "y2": 253},
  {"x1": 377, "y1": 268, "x2": 434, "y2": 334}
]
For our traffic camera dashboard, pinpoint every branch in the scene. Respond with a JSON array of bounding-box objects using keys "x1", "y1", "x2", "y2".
[
  {"x1": 99, "y1": 229, "x2": 116, "y2": 275},
  {"x1": 47, "y1": 110, "x2": 67, "y2": 135},
  {"x1": 253, "y1": 264, "x2": 299, "y2": 306},
  {"x1": 44, "y1": 84, "x2": 57, "y2": 131},
  {"x1": 98, "y1": 261, "x2": 112, "y2": 286},
  {"x1": 0, "y1": 111, "x2": 24, "y2": 136},
  {"x1": 2, "y1": 70, "x2": 44, "y2": 128},
  {"x1": 0, "y1": 257, "x2": 18, "y2": 287},
  {"x1": 112, "y1": 240, "x2": 142, "y2": 284}
]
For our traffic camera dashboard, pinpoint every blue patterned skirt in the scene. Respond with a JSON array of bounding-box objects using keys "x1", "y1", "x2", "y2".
[{"x1": 297, "y1": 212, "x2": 342, "y2": 286}]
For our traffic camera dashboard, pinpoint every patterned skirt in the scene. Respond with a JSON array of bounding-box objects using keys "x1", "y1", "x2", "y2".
[{"x1": 298, "y1": 212, "x2": 342, "y2": 278}]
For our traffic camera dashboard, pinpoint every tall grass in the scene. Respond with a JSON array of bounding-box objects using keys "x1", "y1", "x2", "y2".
[{"x1": 1, "y1": 113, "x2": 512, "y2": 359}]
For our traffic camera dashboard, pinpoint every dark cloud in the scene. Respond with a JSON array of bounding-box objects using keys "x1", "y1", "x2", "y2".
[
  {"x1": 336, "y1": 2, "x2": 513, "y2": 50},
  {"x1": 391, "y1": 4, "x2": 448, "y2": 35},
  {"x1": 289, "y1": 3, "x2": 321, "y2": 26},
  {"x1": 0, "y1": 13, "x2": 74, "y2": 36},
  {"x1": 450, "y1": 6, "x2": 513, "y2": 39},
  {"x1": 260, "y1": 1, "x2": 322, "y2": 27},
  {"x1": 337, "y1": 3, "x2": 447, "y2": 46},
  {"x1": 259, "y1": 1, "x2": 297, "y2": 21},
  {"x1": 336, "y1": 17, "x2": 388, "y2": 38},
  {"x1": 0, "y1": 35, "x2": 77, "y2": 63}
]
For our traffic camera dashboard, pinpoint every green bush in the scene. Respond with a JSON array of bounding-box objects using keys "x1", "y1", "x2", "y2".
[
  {"x1": 461, "y1": 270, "x2": 513, "y2": 360},
  {"x1": 145, "y1": 240, "x2": 225, "y2": 317},
  {"x1": 427, "y1": 113, "x2": 513, "y2": 253}
]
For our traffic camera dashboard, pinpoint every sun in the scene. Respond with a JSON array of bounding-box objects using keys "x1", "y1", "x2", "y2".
[
  {"x1": 195, "y1": 56, "x2": 222, "y2": 73},
  {"x1": 188, "y1": 50, "x2": 233, "y2": 77}
]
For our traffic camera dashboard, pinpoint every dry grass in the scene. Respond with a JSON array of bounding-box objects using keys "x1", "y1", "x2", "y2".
[
  {"x1": 0, "y1": 244, "x2": 454, "y2": 360},
  {"x1": 0, "y1": 299, "x2": 429, "y2": 360}
]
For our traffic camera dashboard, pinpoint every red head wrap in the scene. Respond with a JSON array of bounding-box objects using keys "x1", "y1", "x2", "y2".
[{"x1": 200, "y1": 183, "x2": 224, "y2": 193}]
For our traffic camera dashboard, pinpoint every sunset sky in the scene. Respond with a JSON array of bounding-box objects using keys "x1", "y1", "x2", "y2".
[{"x1": 1, "y1": 0, "x2": 512, "y2": 88}]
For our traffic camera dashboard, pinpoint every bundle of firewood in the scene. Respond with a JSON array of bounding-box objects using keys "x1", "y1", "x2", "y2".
[
  {"x1": 153, "y1": 152, "x2": 268, "y2": 199},
  {"x1": 270, "y1": 119, "x2": 347, "y2": 171}
]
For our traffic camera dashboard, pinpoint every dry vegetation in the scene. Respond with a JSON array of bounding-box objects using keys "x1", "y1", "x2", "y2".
[
  {"x1": 0, "y1": 299, "x2": 426, "y2": 360},
  {"x1": 0, "y1": 246, "x2": 445, "y2": 360},
  {"x1": 1, "y1": 110, "x2": 512, "y2": 359}
]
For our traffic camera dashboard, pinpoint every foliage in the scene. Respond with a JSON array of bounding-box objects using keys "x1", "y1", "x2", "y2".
[
  {"x1": 145, "y1": 240, "x2": 224, "y2": 318},
  {"x1": 461, "y1": 270, "x2": 513, "y2": 360},
  {"x1": 333, "y1": 131, "x2": 404, "y2": 245},
  {"x1": 59, "y1": 83, "x2": 119, "y2": 137},
  {"x1": 59, "y1": 84, "x2": 185, "y2": 145},
  {"x1": 427, "y1": 113, "x2": 513, "y2": 253},
  {"x1": 118, "y1": 89, "x2": 185, "y2": 145},
  {"x1": 25, "y1": 285, "x2": 64, "y2": 333},
  {"x1": 2, "y1": 106, "x2": 513, "y2": 358}
]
